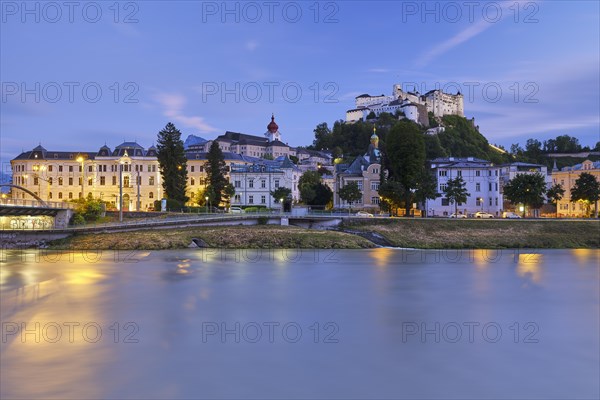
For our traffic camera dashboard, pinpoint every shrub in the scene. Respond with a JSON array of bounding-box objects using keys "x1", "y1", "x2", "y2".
[
  {"x1": 71, "y1": 214, "x2": 85, "y2": 225},
  {"x1": 257, "y1": 216, "x2": 268, "y2": 225},
  {"x1": 166, "y1": 199, "x2": 184, "y2": 211},
  {"x1": 243, "y1": 206, "x2": 267, "y2": 213}
]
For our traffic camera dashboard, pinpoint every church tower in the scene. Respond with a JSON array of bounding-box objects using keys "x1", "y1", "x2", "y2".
[
  {"x1": 265, "y1": 114, "x2": 282, "y2": 142},
  {"x1": 366, "y1": 126, "x2": 381, "y2": 163}
]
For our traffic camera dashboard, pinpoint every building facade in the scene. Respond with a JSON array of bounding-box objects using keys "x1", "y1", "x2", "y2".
[
  {"x1": 346, "y1": 84, "x2": 464, "y2": 124},
  {"x1": 229, "y1": 157, "x2": 301, "y2": 208},
  {"x1": 11, "y1": 143, "x2": 307, "y2": 211},
  {"x1": 11, "y1": 143, "x2": 162, "y2": 211},
  {"x1": 334, "y1": 130, "x2": 382, "y2": 209},
  {"x1": 425, "y1": 157, "x2": 503, "y2": 217},
  {"x1": 552, "y1": 160, "x2": 600, "y2": 217}
]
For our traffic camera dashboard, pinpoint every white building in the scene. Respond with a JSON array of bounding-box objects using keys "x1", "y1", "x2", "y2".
[
  {"x1": 346, "y1": 84, "x2": 464, "y2": 125},
  {"x1": 425, "y1": 157, "x2": 503, "y2": 217},
  {"x1": 499, "y1": 162, "x2": 551, "y2": 188},
  {"x1": 229, "y1": 157, "x2": 301, "y2": 209}
]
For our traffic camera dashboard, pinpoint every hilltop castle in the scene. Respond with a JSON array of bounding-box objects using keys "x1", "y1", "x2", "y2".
[{"x1": 346, "y1": 84, "x2": 464, "y2": 127}]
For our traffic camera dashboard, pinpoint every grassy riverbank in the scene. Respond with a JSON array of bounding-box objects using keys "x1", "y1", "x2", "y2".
[
  {"x1": 342, "y1": 219, "x2": 600, "y2": 249},
  {"x1": 48, "y1": 225, "x2": 375, "y2": 250},
  {"x1": 46, "y1": 219, "x2": 600, "y2": 250}
]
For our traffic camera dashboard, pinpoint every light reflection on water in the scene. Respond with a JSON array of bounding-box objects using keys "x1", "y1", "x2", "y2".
[{"x1": 1, "y1": 248, "x2": 598, "y2": 399}]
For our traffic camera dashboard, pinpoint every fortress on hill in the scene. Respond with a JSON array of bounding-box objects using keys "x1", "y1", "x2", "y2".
[{"x1": 346, "y1": 84, "x2": 464, "y2": 127}]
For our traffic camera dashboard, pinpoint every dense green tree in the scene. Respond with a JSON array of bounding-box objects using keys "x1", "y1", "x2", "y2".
[
  {"x1": 443, "y1": 176, "x2": 470, "y2": 215},
  {"x1": 525, "y1": 139, "x2": 543, "y2": 161},
  {"x1": 378, "y1": 179, "x2": 405, "y2": 215},
  {"x1": 414, "y1": 168, "x2": 440, "y2": 213},
  {"x1": 270, "y1": 187, "x2": 292, "y2": 204},
  {"x1": 503, "y1": 173, "x2": 546, "y2": 217},
  {"x1": 424, "y1": 134, "x2": 448, "y2": 159},
  {"x1": 570, "y1": 172, "x2": 600, "y2": 217},
  {"x1": 544, "y1": 135, "x2": 582, "y2": 153},
  {"x1": 546, "y1": 183, "x2": 565, "y2": 218},
  {"x1": 311, "y1": 122, "x2": 333, "y2": 150},
  {"x1": 386, "y1": 120, "x2": 426, "y2": 215},
  {"x1": 311, "y1": 120, "x2": 375, "y2": 157},
  {"x1": 438, "y1": 115, "x2": 510, "y2": 164},
  {"x1": 298, "y1": 170, "x2": 332, "y2": 207},
  {"x1": 156, "y1": 122, "x2": 188, "y2": 203},
  {"x1": 338, "y1": 181, "x2": 362, "y2": 211},
  {"x1": 72, "y1": 197, "x2": 105, "y2": 222},
  {"x1": 205, "y1": 141, "x2": 233, "y2": 207}
]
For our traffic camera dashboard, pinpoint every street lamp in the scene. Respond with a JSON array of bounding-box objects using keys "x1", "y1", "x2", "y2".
[
  {"x1": 280, "y1": 197, "x2": 284, "y2": 213},
  {"x1": 76, "y1": 156, "x2": 85, "y2": 199},
  {"x1": 205, "y1": 196, "x2": 209, "y2": 214}
]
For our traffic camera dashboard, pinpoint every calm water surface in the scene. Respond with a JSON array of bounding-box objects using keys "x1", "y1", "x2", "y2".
[{"x1": 1, "y1": 248, "x2": 599, "y2": 399}]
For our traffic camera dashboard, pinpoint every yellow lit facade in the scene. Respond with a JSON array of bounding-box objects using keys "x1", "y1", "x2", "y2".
[{"x1": 551, "y1": 160, "x2": 600, "y2": 217}]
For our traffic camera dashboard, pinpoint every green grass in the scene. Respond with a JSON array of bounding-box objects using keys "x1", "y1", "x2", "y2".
[{"x1": 342, "y1": 218, "x2": 600, "y2": 249}]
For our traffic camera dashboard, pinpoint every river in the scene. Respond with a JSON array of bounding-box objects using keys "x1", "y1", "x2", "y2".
[{"x1": 1, "y1": 248, "x2": 598, "y2": 399}]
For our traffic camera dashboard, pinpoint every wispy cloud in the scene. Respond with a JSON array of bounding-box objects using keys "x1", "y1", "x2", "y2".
[
  {"x1": 415, "y1": 1, "x2": 536, "y2": 67},
  {"x1": 154, "y1": 93, "x2": 219, "y2": 133},
  {"x1": 368, "y1": 68, "x2": 390, "y2": 73}
]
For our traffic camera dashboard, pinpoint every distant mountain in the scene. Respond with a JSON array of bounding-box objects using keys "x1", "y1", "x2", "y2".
[{"x1": 184, "y1": 135, "x2": 208, "y2": 149}]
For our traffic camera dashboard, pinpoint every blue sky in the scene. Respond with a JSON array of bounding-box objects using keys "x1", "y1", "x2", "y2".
[{"x1": 1, "y1": 0, "x2": 599, "y2": 165}]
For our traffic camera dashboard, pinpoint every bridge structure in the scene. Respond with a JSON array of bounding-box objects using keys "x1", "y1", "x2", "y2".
[{"x1": 0, "y1": 184, "x2": 75, "y2": 229}]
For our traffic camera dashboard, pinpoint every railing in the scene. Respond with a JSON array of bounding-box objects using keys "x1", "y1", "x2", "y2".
[
  {"x1": 0, "y1": 198, "x2": 75, "y2": 209},
  {"x1": 58, "y1": 211, "x2": 354, "y2": 232}
]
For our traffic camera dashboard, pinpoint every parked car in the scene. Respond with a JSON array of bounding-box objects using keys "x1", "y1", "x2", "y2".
[
  {"x1": 474, "y1": 211, "x2": 494, "y2": 219},
  {"x1": 356, "y1": 211, "x2": 374, "y2": 218},
  {"x1": 229, "y1": 206, "x2": 244, "y2": 214},
  {"x1": 502, "y1": 212, "x2": 522, "y2": 219},
  {"x1": 448, "y1": 212, "x2": 467, "y2": 219}
]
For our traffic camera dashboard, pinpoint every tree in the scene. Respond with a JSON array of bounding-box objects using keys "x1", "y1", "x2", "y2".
[
  {"x1": 378, "y1": 179, "x2": 405, "y2": 215},
  {"x1": 503, "y1": 173, "x2": 546, "y2": 217},
  {"x1": 298, "y1": 170, "x2": 332, "y2": 207},
  {"x1": 271, "y1": 187, "x2": 292, "y2": 205},
  {"x1": 414, "y1": 168, "x2": 440, "y2": 215},
  {"x1": 443, "y1": 176, "x2": 470, "y2": 215},
  {"x1": 571, "y1": 172, "x2": 600, "y2": 218},
  {"x1": 546, "y1": 183, "x2": 565, "y2": 218},
  {"x1": 205, "y1": 141, "x2": 230, "y2": 207},
  {"x1": 157, "y1": 122, "x2": 188, "y2": 203},
  {"x1": 72, "y1": 197, "x2": 105, "y2": 222},
  {"x1": 386, "y1": 120, "x2": 426, "y2": 216},
  {"x1": 312, "y1": 122, "x2": 332, "y2": 150},
  {"x1": 525, "y1": 139, "x2": 543, "y2": 161},
  {"x1": 338, "y1": 181, "x2": 362, "y2": 212}
]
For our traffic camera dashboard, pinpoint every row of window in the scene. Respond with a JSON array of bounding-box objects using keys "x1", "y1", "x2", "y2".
[
  {"x1": 16, "y1": 164, "x2": 159, "y2": 173},
  {"x1": 232, "y1": 179, "x2": 280, "y2": 189},
  {"x1": 19, "y1": 176, "x2": 157, "y2": 186},
  {"x1": 343, "y1": 181, "x2": 380, "y2": 191},
  {"x1": 439, "y1": 182, "x2": 499, "y2": 192},
  {"x1": 559, "y1": 203, "x2": 585, "y2": 211},
  {"x1": 439, "y1": 169, "x2": 499, "y2": 177},
  {"x1": 236, "y1": 195, "x2": 267, "y2": 204},
  {"x1": 45, "y1": 192, "x2": 155, "y2": 200}
]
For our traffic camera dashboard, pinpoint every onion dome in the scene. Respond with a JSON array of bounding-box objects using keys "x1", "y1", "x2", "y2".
[{"x1": 267, "y1": 114, "x2": 279, "y2": 133}]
